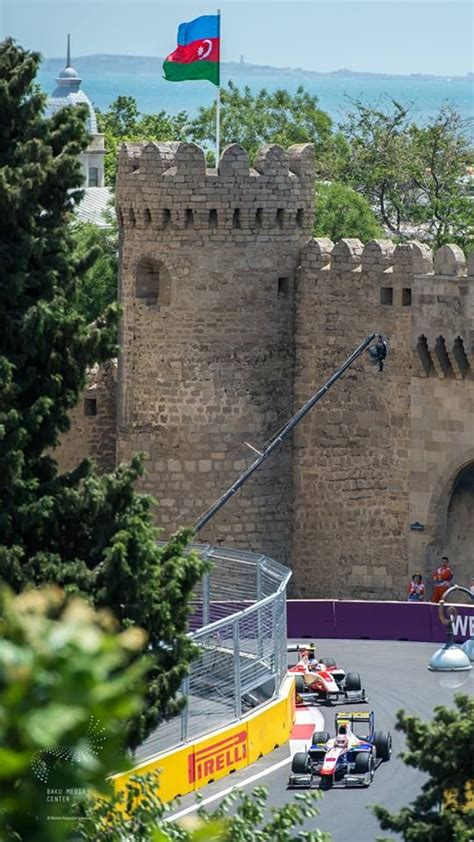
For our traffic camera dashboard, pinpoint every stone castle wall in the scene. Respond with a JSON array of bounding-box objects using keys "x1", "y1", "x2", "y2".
[
  {"x1": 291, "y1": 239, "x2": 425, "y2": 598},
  {"x1": 56, "y1": 142, "x2": 474, "y2": 599},
  {"x1": 54, "y1": 360, "x2": 117, "y2": 474},
  {"x1": 291, "y1": 240, "x2": 474, "y2": 597},
  {"x1": 114, "y1": 141, "x2": 314, "y2": 564},
  {"x1": 408, "y1": 246, "x2": 474, "y2": 589}
]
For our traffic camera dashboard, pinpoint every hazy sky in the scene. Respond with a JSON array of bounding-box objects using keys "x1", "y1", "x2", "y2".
[{"x1": 2, "y1": 0, "x2": 473, "y2": 76}]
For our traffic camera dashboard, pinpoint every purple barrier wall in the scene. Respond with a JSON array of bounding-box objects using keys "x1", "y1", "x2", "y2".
[
  {"x1": 287, "y1": 600, "x2": 474, "y2": 643},
  {"x1": 287, "y1": 600, "x2": 337, "y2": 639}
]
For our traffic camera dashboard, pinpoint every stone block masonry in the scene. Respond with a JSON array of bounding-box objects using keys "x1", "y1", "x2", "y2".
[
  {"x1": 114, "y1": 141, "x2": 315, "y2": 566},
  {"x1": 56, "y1": 142, "x2": 474, "y2": 600},
  {"x1": 293, "y1": 238, "x2": 474, "y2": 598},
  {"x1": 54, "y1": 360, "x2": 117, "y2": 474}
]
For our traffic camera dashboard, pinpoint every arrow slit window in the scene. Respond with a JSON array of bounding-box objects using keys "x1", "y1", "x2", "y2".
[
  {"x1": 380, "y1": 287, "x2": 393, "y2": 305},
  {"x1": 136, "y1": 257, "x2": 171, "y2": 307}
]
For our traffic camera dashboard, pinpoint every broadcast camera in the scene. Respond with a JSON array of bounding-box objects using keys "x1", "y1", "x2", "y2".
[{"x1": 368, "y1": 335, "x2": 388, "y2": 372}]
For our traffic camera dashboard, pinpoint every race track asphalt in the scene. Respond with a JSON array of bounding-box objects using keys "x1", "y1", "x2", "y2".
[{"x1": 166, "y1": 639, "x2": 474, "y2": 841}]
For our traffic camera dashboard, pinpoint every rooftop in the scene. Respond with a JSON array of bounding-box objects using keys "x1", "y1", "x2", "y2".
[{"x1": 75, "y1": 187, "x2": 114, "y2": 228}]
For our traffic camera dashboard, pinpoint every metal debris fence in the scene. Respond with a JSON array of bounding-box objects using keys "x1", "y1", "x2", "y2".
[{"x1": 135, "y1": 545, "x2": 291, "y2": 762}]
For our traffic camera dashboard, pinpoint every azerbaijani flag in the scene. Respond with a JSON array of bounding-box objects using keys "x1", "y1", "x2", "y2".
[{"x1": 163, "y1": 14, "x2": 220, "y2": 86}]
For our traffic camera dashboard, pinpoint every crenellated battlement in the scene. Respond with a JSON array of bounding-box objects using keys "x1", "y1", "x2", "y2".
[
  {"x1": 116, "y1": 141, "x2": 315, "y2": 234},
  {"x1": 299, "y1": 237, "x2": 474, "y2": 277},
  {"x1": 296, "y1": 237, "x2": 474, "y2": 384}
]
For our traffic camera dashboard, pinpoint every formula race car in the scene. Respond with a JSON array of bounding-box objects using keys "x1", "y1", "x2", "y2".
[
  {"x1": 288, "y1": 710, "x2": 392, "y2": 789},
  {"x1": 288, "y1": 642, "x2": 367, "y2": 704}
]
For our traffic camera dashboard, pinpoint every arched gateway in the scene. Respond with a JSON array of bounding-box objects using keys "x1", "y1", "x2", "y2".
[
  {"x1": 444, "y1": 463, "x2": 474, "y2": 585},
  {"x1": 425, "y1": 457, "x2": 474, "y2": 590}
]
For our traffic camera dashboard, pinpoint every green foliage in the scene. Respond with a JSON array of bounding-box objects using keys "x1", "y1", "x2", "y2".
[
  {"x1": 190, "y1": 81, "x2": 335, "y2": 172},
  {"x1": 0, "y1": 36, "x2": 116, "y2": 510},
  {"x1": 76, "y1": 776, "x2": 331, "y2": 842},
  {"x1": 339, "y1": 98, "x2": 474, "y2": 249},
  {"x1": 373, "y1": 694, "x2": 474, "y2": 841},
  {"x1": 314, "y1": 181, "x2": 382, "y2": 242},
  {"x1": 0, "y1": 40, "x2": 206, "y2": 747},
  {"x1": 97, "y1": 86, "x2": 341, "y2": 179},
  {"x1": 339, "y1": 99, "x2": 419, "y2": 236},
  {"x1": 96, "y1": 90, "x2": 473, "y2": 249},
  {"x1": 209, "y1": 785, "x2": 331, "y2": 841},
  {"x1": 70, "y1": 219, "x2": 118, "y2": 322},
  {"x1": 96, "y1": 95, "x2": 190, "y2": 185},
  {"x1": 407, "y1": 107, "x2": 474, "y2": 252},
  {"x1": 97, "y1": 94, "x2": 140, "y2": 136},
  {"x1": 0, "y1": 586, "x2": 148, "y2": 842}
]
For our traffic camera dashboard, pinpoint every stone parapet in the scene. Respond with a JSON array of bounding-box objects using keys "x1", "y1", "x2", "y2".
[{"x1": 116, "y1": 141, "x2": 315, "y2": 236}]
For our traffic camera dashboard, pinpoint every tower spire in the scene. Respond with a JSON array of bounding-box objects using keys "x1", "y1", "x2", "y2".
[{"x1": 66, "y1": 33, "x2": 71, "y2": 67}]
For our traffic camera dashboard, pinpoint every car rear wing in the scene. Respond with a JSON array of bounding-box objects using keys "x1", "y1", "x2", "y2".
[
  {"x1": 287, "y1": 642, "x2": 316, "y2": 653},
  {"x1": 335, "y1": 710, "x2": 375, "y2": 729}
]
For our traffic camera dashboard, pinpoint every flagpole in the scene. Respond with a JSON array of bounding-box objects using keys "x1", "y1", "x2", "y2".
[{"x1": 216, "y1": 8, "x2": 221, "y2": 170}]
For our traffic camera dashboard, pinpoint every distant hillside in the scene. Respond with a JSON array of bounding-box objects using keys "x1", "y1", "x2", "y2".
[{"x1": 41, "y1": 54, "x2": 468, "y2": 82}]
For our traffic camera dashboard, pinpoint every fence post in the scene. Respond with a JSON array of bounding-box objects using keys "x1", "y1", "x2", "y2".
[
  {"x1": 278, "y1": 589, "x2": 287, "y2": 684},
  {"x1": 181, "y1": 676, "x2": 190, "y2": 743},
  {"x1": 233, "y1": 618, "x2": 242, "y2": 719},
  {"x1": 202, "y1": 568, "x2": 211, "y2": 627},
  {"x1": 256, "y1": 554, "x2": 263, "y2": 601},
  {"x1": 256, "y1": 555, "x2": 265, "y2": 658},
  {"x1": 271, "y1": 589, "x2": 284, "y2": 689}
]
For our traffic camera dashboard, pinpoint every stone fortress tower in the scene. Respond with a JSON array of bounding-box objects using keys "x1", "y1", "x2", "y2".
[
  {"x1": 115, "y1": 141, "x2": 314, "y2": 565},
  {"x1": 56, "y1": 140, "x2": 474, "y2": 600}
]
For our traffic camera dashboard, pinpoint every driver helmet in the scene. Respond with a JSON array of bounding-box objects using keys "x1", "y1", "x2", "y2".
[{"x1": 336, "y1": 734, "x2": 348, "y2": 748}]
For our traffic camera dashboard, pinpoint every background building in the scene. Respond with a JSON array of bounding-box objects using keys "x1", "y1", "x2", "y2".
[{"x1": 46, "y1": 35, "x2": 111, "y2": 227}]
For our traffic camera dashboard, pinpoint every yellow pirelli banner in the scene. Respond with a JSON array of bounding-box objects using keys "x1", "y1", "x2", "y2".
[
  {"x1": 113, "y1": 675, "x2": 295, "y2": 804},
  {"x1": 189, "y1": 725, "x2": 249, "y2": 788}
]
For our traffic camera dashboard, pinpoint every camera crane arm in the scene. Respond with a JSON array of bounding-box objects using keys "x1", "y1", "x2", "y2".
[{"x1": 194, "y1": 332, "x2": 384, "y2": 534}]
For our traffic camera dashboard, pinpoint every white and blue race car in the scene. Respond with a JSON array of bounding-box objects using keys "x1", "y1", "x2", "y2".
[{"x1": 289, "y1": 710, "x2": 392, "y2": 789}]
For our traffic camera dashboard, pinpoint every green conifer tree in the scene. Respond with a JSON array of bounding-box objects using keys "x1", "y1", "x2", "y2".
[
  {"x1": 0, "y1": 39, "x2": 205, "y2": 747},
  {"x1": 373, "y1": 694, "x2": 474, "y2": 841}
]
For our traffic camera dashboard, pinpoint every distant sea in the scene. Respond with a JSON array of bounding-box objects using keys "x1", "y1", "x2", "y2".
[{"x1": 38, "y1": 57, "x2": 474, "y2": 125}]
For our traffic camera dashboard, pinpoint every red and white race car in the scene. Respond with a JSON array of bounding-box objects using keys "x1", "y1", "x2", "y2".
[{"x1": 288, "y1": 642, "x2": 367, "y2": 704}]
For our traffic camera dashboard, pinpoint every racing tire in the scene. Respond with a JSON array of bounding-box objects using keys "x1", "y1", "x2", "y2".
[
  {"x1": 353, "y1": 752, "x2": 375, "y2": 786},
  {"x1": 312, "y1": 730, "x2": 330, "y2": 745},
  {"x1": 291, "y1": 752, "x2": 310, "y2": 774},
  {"x1": 294, "y1": 675, "x2": 305, "y2": 695},
  {"x1": 345, "y1": 672, "x2": 362, "y2": 692},
  {"x1": 374, "y1": 731, "x2": 392, "y2": 761}
]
